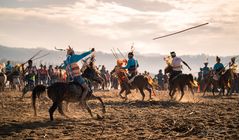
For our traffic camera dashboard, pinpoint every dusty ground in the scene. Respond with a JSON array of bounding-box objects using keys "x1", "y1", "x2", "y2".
[{"x1": 0, "y1": 89, "x2": 239, "y2": 140}]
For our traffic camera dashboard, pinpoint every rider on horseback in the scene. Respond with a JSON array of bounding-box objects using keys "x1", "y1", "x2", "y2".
[
  {"x1": 5, "y1": 61, "x2": 13, "y2": 75},
  {"x1": 122, "y1": 52, "x2": 139, "y2": 81},
  {"x1": 213, "y1": 56, "x2": 224, "y2": 80},
  {"x1": 61, "y1": 46, "x2": 94, "y2": 106},
  {"x1": 169, "y1": 51, "x2": 191, "y2": 82},
  {"x1": 229, "y1": 57, "x2": 238, "y2": 80}
]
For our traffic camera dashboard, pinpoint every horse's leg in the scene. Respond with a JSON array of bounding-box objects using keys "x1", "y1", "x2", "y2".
[
  {"x1": 49, "y1": 102, "x2": 58, "y2": 121},
  {"x1": 178, "y1": 87, "x2": 185, "y2": 101},
  {"x1": 84, "y1": 101, "x2": 94, "y2": 118},
  {"x1": 89, "y1": 95, "x2": 106, "y2": 114},
  {"x1": 65, "y1": 102, "x2": 69, "y2": 112},
  {"x1": 119, "y1": 87, "x2": 125, "y2": 99},
  {"x1": 203, "y1": 82, "x2": 209, "y2": 96},
  {"x1": 169, "y1": 88, "x2": 173, "y2": 99},
  {"x1": 171, "y1": 89, "x2": 177, "y2": 99},
  {"x1": 145, "y1": 86, "x2": 152, "y2": 100},
  {"x1": 57, "y1": 102, "x2": 69, "y2": 118},
  {"x1": 139, "y1": 88, "x2": 145, "y2": 101},
  {"x1": 21, "y1": 85, "x2": 28, "y2": 99}
]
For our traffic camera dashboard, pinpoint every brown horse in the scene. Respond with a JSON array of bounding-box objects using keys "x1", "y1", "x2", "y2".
[
  {"x1": 32, "y1": 81, "x2": 106, "y2": 121},
  {"x1": 111, "y1": 66, "x2": 152, "y2": 101},
  {"x1": 203, "y1": 69, "x2": 233, "y2": 96},
  {"x1": 165, "y1": 65, "x2": 195, "y2": 101}
]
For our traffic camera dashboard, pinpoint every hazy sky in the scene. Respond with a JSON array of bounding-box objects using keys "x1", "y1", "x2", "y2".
[{"x1": 0, "y1": 0, "x2": 238, "y2": 56}]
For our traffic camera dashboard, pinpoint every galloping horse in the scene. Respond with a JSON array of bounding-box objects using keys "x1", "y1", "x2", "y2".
[
  {"x1": 32, "y1": 80, "x2": 106, "y2": 121},
  {"x1": 111, "y1": 64, "x2": 152, "y2": 101},
  {"x1": 164, "y1": 65, "x2": 195, "y2": 101}
]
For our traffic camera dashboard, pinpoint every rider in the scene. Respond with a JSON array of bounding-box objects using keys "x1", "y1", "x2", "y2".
[
  {"x1": 61, "y1": 46, "x2": 94, "y2": 105},
  {"x1": 229, "y1": 57, "x2": 238, "y2": 80},
  {"x1": 213, "y1": 56, "x2": 224, "y2": 78},
  {"x1": 169, "y1": 51, "x2": 191, "y2": 82},
  {"x1": 113, "y1": 59, "x2": 131, "y2": 94},
  {"x1": 122, "y1": 52, "x2": 139, "y2": 80},
  {"x1": 5, "y1": 60, "x2": 13, "y2": 75}
]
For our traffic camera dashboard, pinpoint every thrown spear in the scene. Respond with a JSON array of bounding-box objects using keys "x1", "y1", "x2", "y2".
[{"x1": 153, "y1": 22, "x2": 209, "y2": 40}]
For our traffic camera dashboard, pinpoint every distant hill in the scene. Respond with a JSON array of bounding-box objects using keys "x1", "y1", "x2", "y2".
[{"x1": 0, "y1": 45, "x2": 235, "y2": 76}]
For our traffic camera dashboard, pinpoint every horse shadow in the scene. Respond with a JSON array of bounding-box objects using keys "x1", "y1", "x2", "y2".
[{"x1": 0, "y1": 119, "x2": 78, "y2": 138}]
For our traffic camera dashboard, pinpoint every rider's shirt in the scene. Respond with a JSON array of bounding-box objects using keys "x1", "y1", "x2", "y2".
[
  {"x1": 5, "y1": 64, "x2": 13, "y2": 73},
  {"x1": 213, "y1": 63, "x2": 224, "y2": 73},
  {"x1": 202, "y1": 66, "x2": 210, "y2": 77},
  {"x1": 122, "y1": 58, "x2": 139, "y2": 71},
  {"x1": 25, "y1": 66, "x2": 37, "y2": 81},
  {"x1": 230, "y1": 63, "x2": 238, "y2": 73},
  {"x1": 172, "y1": 57, "x2": 182, "y2": 71},
  {"x1": 115, "y1": 66, "x2": 128, "y2": 83},
  {"x1": 62, "y1": 50, "x2": 93, "y2": 79}
]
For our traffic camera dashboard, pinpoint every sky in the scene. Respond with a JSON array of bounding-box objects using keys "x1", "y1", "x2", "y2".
[{"x1": 0, "y1": 0, "x2": 238, "y2": 56}]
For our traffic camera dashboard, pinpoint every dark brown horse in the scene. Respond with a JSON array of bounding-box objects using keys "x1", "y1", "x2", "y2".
[
  {"x1": 32, "y1": 81, "x2": 106, "y2": 121},
  {"x1": 165, "y1": 65, "x2": 195, "y2": 101},
  {"x1": 203, "y1": 69, "x2": 233, "y2": 96},
  {"x1": 111, "y1": 66, "x2": 152, "y2": 101}
]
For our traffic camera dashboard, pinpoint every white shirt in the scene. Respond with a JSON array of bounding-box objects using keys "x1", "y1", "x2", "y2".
[{"x1": 172, "y1": 57, "x2": 182, "y2": 71}]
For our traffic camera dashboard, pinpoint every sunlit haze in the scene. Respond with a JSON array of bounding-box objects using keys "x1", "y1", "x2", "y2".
[{"x1": 0, "y1": 0, "x2": 238, "y2": 56}]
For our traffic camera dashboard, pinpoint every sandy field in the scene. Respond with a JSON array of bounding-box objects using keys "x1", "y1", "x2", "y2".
[{"x1": 0, "y1": 89, "x2": 239, "y2": 139}]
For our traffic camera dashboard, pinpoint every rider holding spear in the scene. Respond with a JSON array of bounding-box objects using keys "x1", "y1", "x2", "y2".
[{"x1": 60, "y1": 46, "x2": 95, "y2": 106}]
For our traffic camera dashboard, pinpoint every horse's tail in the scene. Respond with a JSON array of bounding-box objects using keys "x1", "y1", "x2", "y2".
[
  {"x1": 188, "y1": 74, "x2": 197, "y2": 87},
  {"x1": 32, "y1": 84, "x2": 47, "y2": 116}
]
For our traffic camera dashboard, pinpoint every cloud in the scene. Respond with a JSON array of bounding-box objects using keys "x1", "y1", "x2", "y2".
[{"x1": 0, "y1": 0, "x2": 238, "y2": 56}]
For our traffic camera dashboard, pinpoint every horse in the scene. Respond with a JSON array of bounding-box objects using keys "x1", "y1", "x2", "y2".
[
  {"x1": 0, "y1": 72, "x2": 7, "y2": 92},
  {"x1": 81, "y1": 58, "x2": 105, "y2": 91},
  {"x1": 202, "y1": 70, "x2": 219, "y2": 96},
  {"x1": 203, "y1": 69, "x2": 233, "y2": 96},
  {"x1": 218, "y1": 69, "x2": 234, "y2": 95},
  {"x1": 111, "y1": 66, "x2": 152, "y2": 101},
  {"x1": 164, "y1": 65, "x2": 195, "y2": 101},
  {"x1": 32, "y1": 81, "x2": 106, "y2": 121}
]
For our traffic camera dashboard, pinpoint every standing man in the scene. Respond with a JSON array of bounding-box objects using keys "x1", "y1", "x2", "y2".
[
  {"x1": 22, "y1": 60, "x2": 37, "y2": 89},
  {"x1": 61, "y1": 46, "x2": 94, "y2": 106},
  {"x1": 156, "y1": 69, "x2": 164, "y2": 90}
]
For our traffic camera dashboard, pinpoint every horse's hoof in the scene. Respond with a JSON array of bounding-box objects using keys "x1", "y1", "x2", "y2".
[
  {"x1": 103, "y1": 109, "x2": 106, "y2": 114},
  {"x1": 96, "y1": 114, "x2": 104, "y2": 120}
]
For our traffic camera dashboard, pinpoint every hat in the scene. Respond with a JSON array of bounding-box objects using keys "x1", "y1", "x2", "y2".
[
  {"x1": 170, "y1": 51, "x2": 176, "y2": 56},
  {"x1": 128, "y1": 52, "x2": 134, "y2": 56},
  {"x1": 66, "y1": 45, "x2": 74, "y2": 55},
  {"x1": 28, "y1": 59, "x2": 32, "y2": 64}
]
